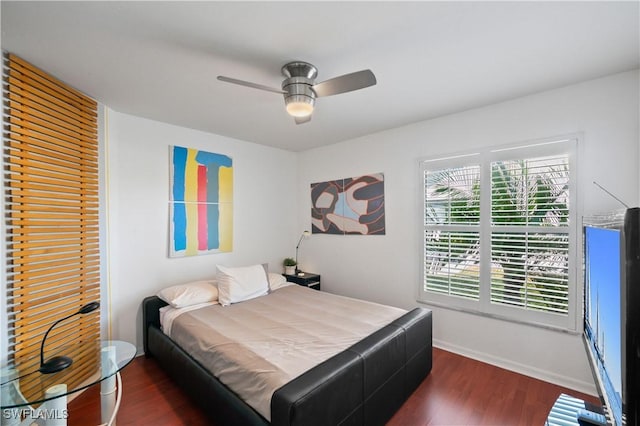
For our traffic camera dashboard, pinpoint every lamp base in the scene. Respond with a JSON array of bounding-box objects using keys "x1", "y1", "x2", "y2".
[{"x1": 39, "y1": 356, "x2": 73, "y2": 374}]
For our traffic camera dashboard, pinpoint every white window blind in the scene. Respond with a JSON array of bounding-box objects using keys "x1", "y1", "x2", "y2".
[
  {"x1": 420, "y1": 139, "x2": 577, "y2": 330},
  {"x1": 490, "y1": 155, "x2": 571, "y2": 314},
  {"x1": 424, "y1": 163, "x2": 480, "y2": 300},
  {"x1": 424, "y1": 231, "x2": 480, "y2": 299}
]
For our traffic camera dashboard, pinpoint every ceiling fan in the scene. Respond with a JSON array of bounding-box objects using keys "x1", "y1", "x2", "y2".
[{"x1": 217, "y1": 61, "x2": 376, "y2": 124}]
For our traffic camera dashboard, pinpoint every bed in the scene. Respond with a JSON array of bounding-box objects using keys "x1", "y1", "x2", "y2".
[{"x1": 142, "y1": 274, "x2": 432, "y2": 426}]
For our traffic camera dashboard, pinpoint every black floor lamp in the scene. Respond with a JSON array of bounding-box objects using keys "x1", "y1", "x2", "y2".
[{"x1": 39, "y1": 301, "x2": 100, "y2": 374}]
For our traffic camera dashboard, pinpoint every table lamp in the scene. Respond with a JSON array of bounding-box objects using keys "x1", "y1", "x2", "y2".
[
  {"x1": 295, "y1": 230, "x2": 311, "y2": 274},
  {"x1": 39, "y1": 301, "x2": 100, "y2": 374}
]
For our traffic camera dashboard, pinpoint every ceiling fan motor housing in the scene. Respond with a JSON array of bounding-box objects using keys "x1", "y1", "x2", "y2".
[
  {"x1": 281, "y1": 62, "x2": 318, "y2": 117},
  {"x1": 281, "y1": 61, "x2": 318, "y2": 80}
]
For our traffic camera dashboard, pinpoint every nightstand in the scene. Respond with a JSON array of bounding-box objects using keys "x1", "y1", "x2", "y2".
[{"x1": 283, "y1": 272, "x2": 321, "y2": 291}]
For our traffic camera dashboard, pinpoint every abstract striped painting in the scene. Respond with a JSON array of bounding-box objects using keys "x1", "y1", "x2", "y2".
[{"x1": 169, "y1": 146, "x2": 233, "y2": 257}]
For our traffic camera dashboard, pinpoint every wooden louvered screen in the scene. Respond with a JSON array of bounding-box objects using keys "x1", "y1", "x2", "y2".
[{"x1": 4, "y1": 53, "x2": 101, "y2": 401}]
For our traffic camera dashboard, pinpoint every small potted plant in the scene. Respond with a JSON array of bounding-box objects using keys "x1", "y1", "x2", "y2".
[{"x1": 283, "y1": 257, "x2": 296, "y2": 275}]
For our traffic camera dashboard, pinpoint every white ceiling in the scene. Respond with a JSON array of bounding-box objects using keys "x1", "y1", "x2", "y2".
[{"x1": 2, "y1": 1, "x2": 639, "y2": 152}]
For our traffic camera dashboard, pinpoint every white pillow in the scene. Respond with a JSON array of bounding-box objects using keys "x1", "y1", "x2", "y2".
[
  {"x1": 268, "y1": 272, "x2": 288, "y2": 291},
  {"x1": 157, "y1": 280, "x2": 218, "y2": 308},
  {"x1": 217, "y1": 264, "x2": 269, "y2": 306}
]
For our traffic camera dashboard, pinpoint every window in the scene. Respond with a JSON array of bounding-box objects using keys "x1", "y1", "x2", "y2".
[{"x1": 420, "y1": 137, "x2": 577, "y2": 330}]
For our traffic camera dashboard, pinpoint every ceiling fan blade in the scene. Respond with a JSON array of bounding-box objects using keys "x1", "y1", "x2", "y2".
[
  {"x1": 295, "y1": 115, "x2": 312, "y2": 125},
  {"x1": 217, "y1": 76, "x2": 285, "y2": 95},
  {"x1": 312, "y1": 69, "x2": 376, "y2": 97}
]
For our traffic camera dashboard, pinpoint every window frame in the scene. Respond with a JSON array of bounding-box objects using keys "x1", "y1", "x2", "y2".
[{"x1": 418, "y1": 136, "x2": 579, "y2": 331}]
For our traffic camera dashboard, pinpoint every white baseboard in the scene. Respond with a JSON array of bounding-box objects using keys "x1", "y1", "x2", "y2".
[{"x1": 433, "y1": 338, "x2": 597, "y2": 396}]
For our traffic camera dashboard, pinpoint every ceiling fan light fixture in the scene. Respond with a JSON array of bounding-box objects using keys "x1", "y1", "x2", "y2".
[
  {"x1": 285, "y1": 95, "x2": 315, "y2": 118},
  {"x1": 218, "y1": 61, "x2": 376, "y2": 124}
]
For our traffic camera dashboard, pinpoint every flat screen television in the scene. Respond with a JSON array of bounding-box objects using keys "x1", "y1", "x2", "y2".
[{"x1": 583, "y1": 207, "x2": 639, "y2": 426}]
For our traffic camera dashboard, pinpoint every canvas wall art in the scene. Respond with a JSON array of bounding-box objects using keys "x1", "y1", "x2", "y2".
[
  {"x1": 170, "y1": 145, "x2": 233, "y2": 257},
  {"x1": 311, "y1": 173, "x2": 385, "y2": 235}
]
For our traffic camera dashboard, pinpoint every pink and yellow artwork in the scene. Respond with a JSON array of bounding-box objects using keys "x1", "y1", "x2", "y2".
[
  {"x1": 170, "y1": 146, "x2": 233, "y2": 257},
  {"x1": 311, "y1": 173, "x2": 385, "y2": 235}
]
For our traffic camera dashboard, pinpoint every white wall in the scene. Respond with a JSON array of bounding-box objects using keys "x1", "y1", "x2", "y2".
[
  {"x1": 105, "y1": 111, "x2": 298, "y2": 352},
  {"x1": 296, "y1": 70, "x2": 640, "y2": 394}
]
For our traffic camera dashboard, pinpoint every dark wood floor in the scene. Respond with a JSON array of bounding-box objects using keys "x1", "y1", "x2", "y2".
[{"x1": 68, "y1": 347, "x2": 599, "y2": 425}]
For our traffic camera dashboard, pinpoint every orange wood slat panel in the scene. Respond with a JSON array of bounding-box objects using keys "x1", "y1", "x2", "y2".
[
  {"x1": 7, "y1": 138, "x2": 98, "y2": 171},
  {"x1": 10, "y1": 256, "x2": 100, "y2": 276},
  {"x1": 8, "y1": 54, "x2": 97, "y2": 109},
  {"x1": 8, "y1": 97, "x2": 98, "y2": 140},
  {"x1": 8, "y1": 191, "x2": 98, "y2": 205},
  {"x1": 9, "y1": 248, "x2": 100, "y2": 266},
  {"x1": 9, "y1": 211, "x2": 98, "y2": 221},
  {"x1": 11, "y1": 229, "x2": 100, "y2": 242},
  {"x1": 10, "y1": 264, "x2": 100, "y2": 286},
  {"x1": 4, "y1": 53, "x2": 100, "y2": 402},
  {"x1": 12, "y1": 316, "x2": 100, "y2": 351},
  {"x1": 10, "y1": 267, "x2": 101, "y2": 289},
  {"x1": 9, "y1": 205, "x2": 98, "y2": 218},
  {"x1": 8, "y1": 164, "x2": 98, "y2": 190},
  {"x1": 7, "y1": 201, "x2": 97, "y2": 212},
  {"x1": 9, "y1": 236, "x2": 97, "y2": 250},
  {"x1": 8, "y1": 275, "x2": 101, "y2": 302},
  {"x1": 8, "y1": 249, "x2": 97, "y2": 264},
  {"x1": 13, "y1": 315, "x2": 100, "y2": 350},
  {"x1": 16, "y1": 297, "x2": 102, "y2": 336},
  {"x1": 8, "y1": 127, "x2": 98, "y2": 159},
  {"x1": 8, "y1": 91, "x2": 97, "y2": 136},
  {"x1": 11, "y1": 284, "x2": 101, "y2": 310},
  {"x1": 9, "y1": 184, "x2": 99, "y2": 200},
  {"x1": 8, "y1": 227, "x2": 98, "y2": 240},
  {"x1": 9, "y1": 114, "x2": 96, "y2": 151},
  {"x1": 6, "y1": 83, "x2": 97, "y2": 135},
  {"x1": 8, "y1": 288, "x2": 99, "y2": 308},
  {"x1": 11, "y1": 235, "x2": 98, "y2": 250},
  {"x1": 7, "y1": 175, "x2": 98, "y2": 191},
  {"x1": 12, "y1": 318, "x2": 100, "y2": 359},
  {"x1": 9, "y1": 292, "x2": 100, "y2": 324},
  {"x1": 8, "y1": 161, "x2": 98, "y2": 184},
  {"x1": 7, "y1": 82, "x2": 97, "y2": 131},
  {"x1": 9, "y1": 273, "x2": 100, "y2": 293},
  {"x1": 8, "y1": 140, "x2": 98, "y2": 171},
  {"x1": 8, "y1": 107, "x2": 96, "y2": 147},
  {"x1": 8, "y1": 225, "x2": 99, "y2": 235}
]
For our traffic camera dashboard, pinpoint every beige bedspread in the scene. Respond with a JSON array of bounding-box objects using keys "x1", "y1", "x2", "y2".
[{"x1": 168, "y1": 284, "x2": 406, "y2": 420}]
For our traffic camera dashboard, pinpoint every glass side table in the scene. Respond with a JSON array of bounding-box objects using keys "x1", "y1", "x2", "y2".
[{"x1": 1, "y1": 340, "x2": 136, "y2": 426}]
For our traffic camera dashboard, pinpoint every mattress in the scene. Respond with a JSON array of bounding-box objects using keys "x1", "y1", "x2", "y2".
[{"x1": 163, "y1": 285, "x2": 406, "y2": 420}]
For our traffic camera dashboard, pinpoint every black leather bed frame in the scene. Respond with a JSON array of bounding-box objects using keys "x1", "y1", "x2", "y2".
[{"x1": 142, "y1": 295, "x2": 432, "y2": 426}]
